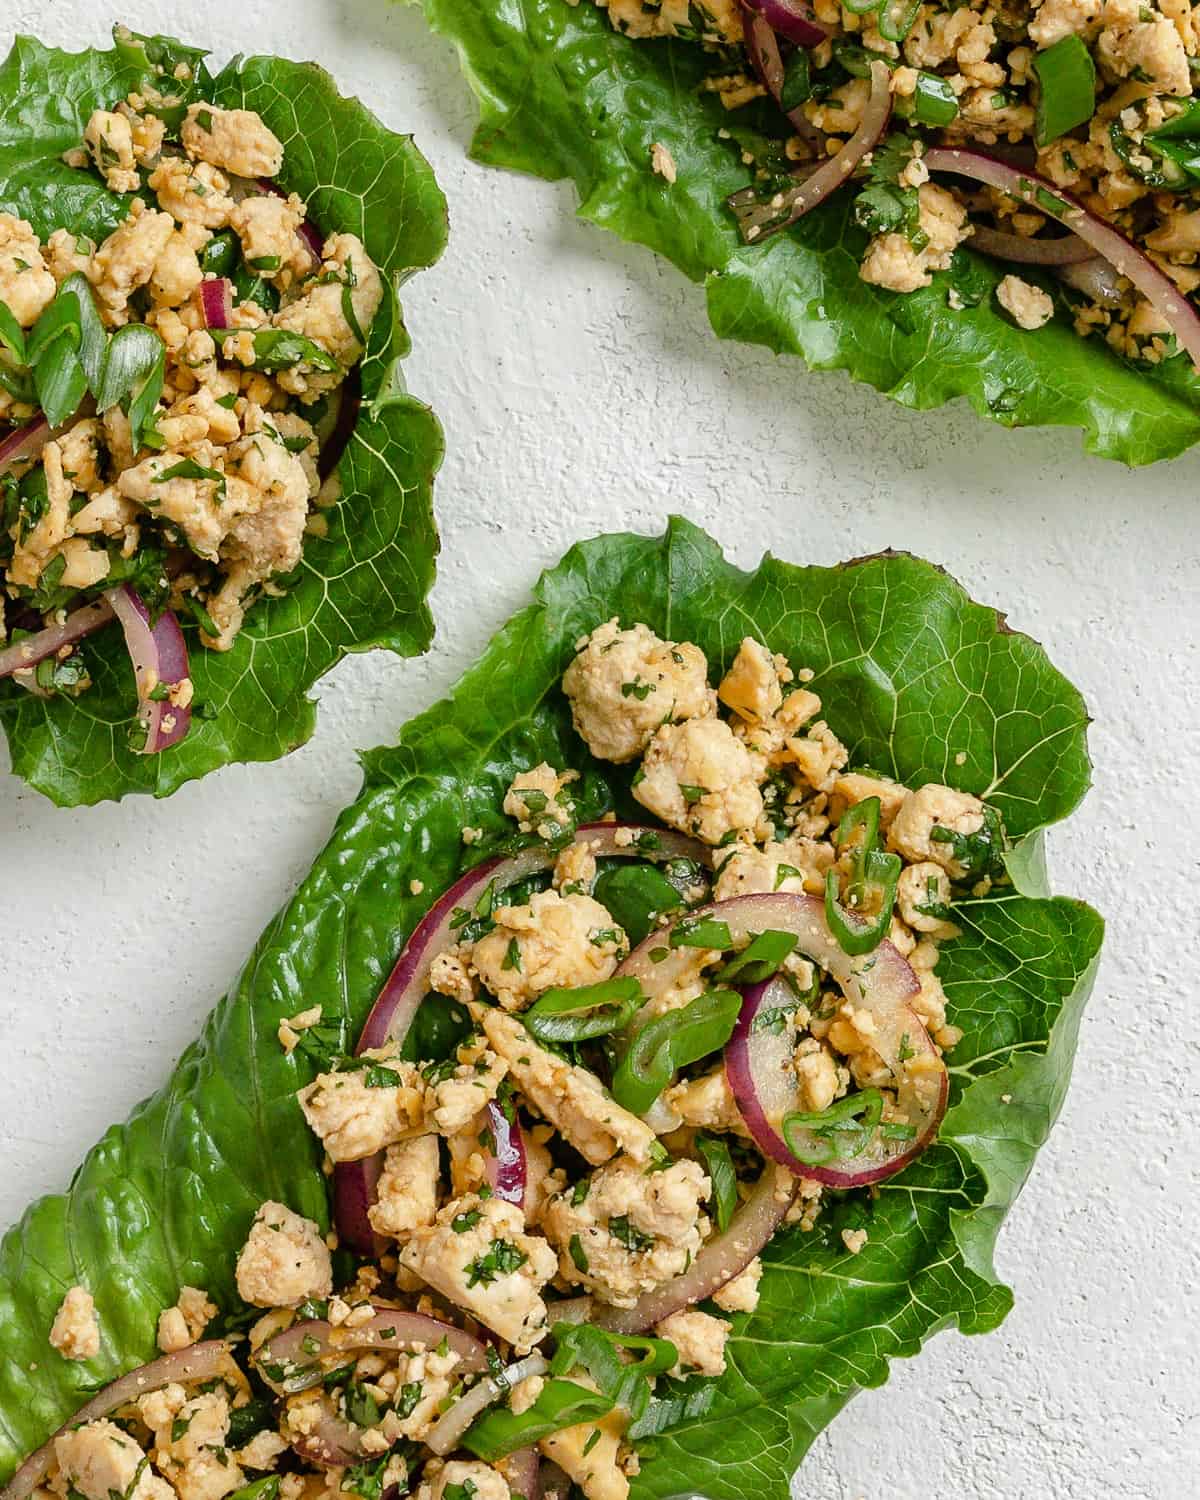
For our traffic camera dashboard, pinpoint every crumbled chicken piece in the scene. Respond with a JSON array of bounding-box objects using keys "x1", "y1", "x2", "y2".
[
  {"x1": 829, "y1": 771, "x2": 909, "y2": 831},
  {"x1": 49, "y1": 1285, "x2": 100, "y2": 1361},
  {"x1": 182, "y1": 104, "x2": 285, "y2": 178},
  {"x1": 649, "y1": 142, "x2": 677, "y2": 182},
  {"x1": 713, "y1": 835, "x2": 833, "y2": 900},
  {"x1": 562, "y1": 618, "x2": 716, "y2": 763},
  {"x1": 430, "y1": 951, "x2": 477, "y2": 1007},
  {"x1": 554, "y1": 838, "x2": 598, "y2": 892},
  {"x1": 425, "y1": 1041, "x2": 508, "y2": 1134},
  {"x1": 369, "y1": 1134, "x2": 442, "y2": 1239},
  {"x1": 230, "y1": 193, "x2": 310, "y2": 281},
  {"x1": 0, "y1": 213, "x2": 57, "y2": 326},
  {"x1": 235, "y1": 1201, "x2": 332, "y2": 1308},
  {"x1": 481, "y1": 1008, "x2": 656, "y2": 1164},
  {"x1": 238, "y1": 1432, "x2": 288, "y2": 1471},
  {"x1": 54, "y1": 1423, "x2": 168, "y2": 1500},
  {"x1": 713, "y1": 1257, "x2": 762, "y2": 1314},
  {"x1": 794, "y1": 1037, "x2": 841, "y2": 1112},
  {"x1": 147, "y1": 157, "x2": 236, "y2": 229},
  {"x1": 400, "y1": 1194, "x2": 557, "y2": 1352},
  {"x1": 1029, "y1": 0, "x2": 1101, "y2": 46},
  {"x1": 89, "y1": 202, "x2": 177, "y2": 314},
  {"x1": 274, "y1": 232, "x2": 383, "y2": 373},
  {"x1": 83, "y1": 109, "x2": 139, "y2": 194},
  {"x1": 896, "y1": 860, "x2": 959, "y2": 938},
  {"x1": 472, "y1": 890, "x2": 626, "y2": 1010},
  {"x1": 156, "y1": 1285, "x2": 217, "y2": 1354},
  {"x1": 662, "y1": 1067, "x2": 747, "y2": 1134},
  {"x1": 504, "y1": 762, "x2": 577, "y2": 829},
  {"x1": 1098, "y1": 16, "x2": 1191, "y2": 95},
  {"x1": 888, "y1": 783, "x2": 986, "y2": 878},
  {"x1": 718, "y1": 638, "x2": 786, "y2": 722},
  {"x1": 297, "y1": 1050, "x2": 425, "y2": 1161},
  {"x1": 634, "y1": 717, "x2": 766, "y2": 845},
  {"x1": 656, "y1": 1309, "x2": 729, "y2": 1376},
  {"x1": 996, "y1": 273, "x2": 1055, "y2": 330},
  {"x1": 542, "y1": 1155, "x2": 710, "y2": 1307},
  {"x1": 860, "y1": 182, "x2": 969, "y2": 293},
  {"x1": 421, "y1": 1460, "x2": 510, "y2": 1500}
]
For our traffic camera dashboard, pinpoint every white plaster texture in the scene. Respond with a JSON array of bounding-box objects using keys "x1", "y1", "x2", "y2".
[{"x1": 0, "y1": 0, "x2": 1197, "y2": 1494}]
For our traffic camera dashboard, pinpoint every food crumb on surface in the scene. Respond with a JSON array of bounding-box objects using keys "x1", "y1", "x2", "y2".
[
  {"x1": 277, "y1": 1004, "x2": 323, "y2": 1054},
  {"x1": 650, "y1": 142, "x2": 677, "y2": 183},
  {"x1": 49, "y1": 1285, "x2": 99, "y2": 1360},
  {"x1": 461, "y1": 826, "x2": 485, "y2": 845},
  {"x1": 410, "y1": 878, "x2": 425, "y2": 895},
  {"x1": 841, "y1": 1228, "x2": 869, "y2": 1255}
]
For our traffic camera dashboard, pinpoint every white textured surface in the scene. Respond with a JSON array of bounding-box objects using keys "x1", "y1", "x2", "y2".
[{"x1": 0, "y1": 0, "x2": 1197, "y2": 1492}]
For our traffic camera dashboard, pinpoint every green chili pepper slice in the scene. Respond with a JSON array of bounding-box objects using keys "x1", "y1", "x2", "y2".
[
  {"x1": 1033, "y1": 34, "x2": 1096, "y2": 147},
  {"x1": 611, "y1": 988, "x2": 741, "y2": 1115}
]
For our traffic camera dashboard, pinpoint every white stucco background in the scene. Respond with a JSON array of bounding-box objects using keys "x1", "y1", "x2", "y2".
[{"x1": 0, "y1": 0, "x2": 1196, "y2": 1491}]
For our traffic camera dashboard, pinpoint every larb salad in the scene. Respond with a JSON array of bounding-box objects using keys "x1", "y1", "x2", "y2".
[
  {"x1": 0, "y1": 59, "x2": 381, "y2": 753},
  {"x1": 7, "y1": 619, "x2": 1008, "y2": 1500}
]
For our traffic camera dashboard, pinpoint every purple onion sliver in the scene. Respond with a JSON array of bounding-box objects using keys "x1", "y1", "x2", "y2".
[
  {"x1": 0, "y1": 597, "x2": 114, "y2": 680},
  {"x1": 485, "y1": 1099, "x2": 527, "y2": 1206}
]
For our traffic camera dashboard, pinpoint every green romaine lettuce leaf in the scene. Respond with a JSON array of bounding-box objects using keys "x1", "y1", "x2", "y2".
[
  {"x1": 0, "y1": 29, "x2": 447, "y2": 803},
  {"x1": 0, "y1": 520, "x2": 1103, "y2": 1496},
  {"x1": 416, "y1": 0, "x2": 1200, "y2": 464}
]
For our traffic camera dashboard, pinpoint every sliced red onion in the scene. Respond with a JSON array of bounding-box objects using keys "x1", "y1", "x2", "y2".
[
  {"x1": 425, "y1": 1352, "x2": 549, "y2": 1456},
  {"x1": 593, "y1": 1167, "x2": 795, "y2": 1334},
  {"x1": 290, "y1": 1410, "x2": 365, "y2": 1467},
  {"x1": 924, "y1": 146, "x2": 1200, "y2": 368},
  {"x1": 729, "y1": 971, "x2": 945, "y2": 1187},
  {"x1": 0, "y1": 597, "x2": 114, "y2": 680},
  {"x1": 336, "y1": 823, "x2": 710, "y2": 1253},
  {"x1": 968, "y1": 224, "x2": 1093, "y2": 266},
  {"x1": 0, "y1": 415, "x2": 48, "y2": 476},
  {"x1": 504, "y1": 1448, "x2": 541, "y2": 1500},
  {"x1": 199, "y1": 276, "x2": 234, "y2": 330},
  {"x1": 485, "y1": 1099, "x2": 528, "y2": 1206},
  {"x1": 741, "y1": 8, "x2": 828, "y2": 147},
  {"x1": 316, "y1": 365, "x2": 362, "y2": 481},
  {"x1": 1057, "y1": 255, "x2": 1127, "y2": 307},
  {"x1": 253, "y1": 1307, "x2": 489, "y2": 1396},
  {"x1": 538, "y1": 1461, "x2": 571, "y2": 1500},
  {"x1": 743, "y1": 0, "x2": 826, "y2": 48},
  {"x1": 105, "y1": 584, "x2": 191, "y2": 753},
  {"x1": 732, "y1": 61, "x2": 892, "y2": 242},
  {"x1": 1, "y1": 1341, "x2": 235, "y2": 1500},
  {"x1": 620, "y1": 891, "x2": 948, "y2": 1186}
]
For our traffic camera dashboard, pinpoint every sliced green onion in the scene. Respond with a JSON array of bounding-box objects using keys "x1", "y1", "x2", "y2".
[
  {"x1": 199, "y1": 229, "x2": 239, "y2": 277},
  {"x1": 898, "y1": 72, "x2": 959, "y2": 128},
  {"x1": 0, "y1": 298, "x2": 27, "y2": 365},
  {"x1": 550, "y1": 1322, "x2": 677, "y2": 1423},
  {"x1": 463, "y1": 1378, "x2": 613, "y2": 1461},
  {"x1": 694, "y1": 1133, "x2": 738, "y2": 1233},
  {"x1": 525, "y1": 977, "x2": 645, "y2": 1044},
  {"x1": 611, "y1": 988, "x2": 740, "y2": 1116},
  {"x1": 209, "y1": 327, "x2": 340, "y2": 373},
  {"x1": 877, "y1": 0, "x2": 922, "y2": 42},
  {"x1": 713, "y1": 928, "x2": 798, "y2": 985},
  {"x1": 1033, "y1": 34, "x2": 1096, "y2": 147}
]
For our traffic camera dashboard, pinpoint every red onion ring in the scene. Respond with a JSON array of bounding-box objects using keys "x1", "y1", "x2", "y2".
[
  {"x1": 0, "y1": 1342, "x2": 235, "y2": 1500},
  {"x1": 0, "y1": 597, "x2": 114, "y2": 680},
  {"x1": 968, "y1": 224, "x2": 1094, "y2": 266},
  {"x1": 0, "y1": 415, "x2": 48, "y2": 476},
  {"x1": 741, "y1": 8, "x2": 828, "y2": 148},
  {"x1": 290, "y1": 1411, "x2": 365, "y2": 1468},
  {"x1": 425, "y1": 1353, "x2": 549, "y2": 1456},
  {"x1": 592, "y1": 1167, "x2": 796, "y2": 1333},
  {"x1": 315, "y1": 365, "x2": 362, "y2": 481},
  {"x1": 732, "y1": 61, "x2": 892, "y2": 242},
  {"x1": 253, "y1": 1307, "x2": 489, "y2": 1396},
  {"x1": 199, "y1": 277, "x2": 234, "y2": 330},
  {"x1": 728, "y1": 972, "x2": 945, "y2": 1187},
  {"x1": 924, "y1": 146, "x2": 1200, "y2": 368},
  {"x1": 335, "y1": 823, "x2": 710, "y2": 1253},
  {"x1": 105, "y1": 584, "x2": 191, "y2": 754},
  {"x1": 1057, "y1": 255, "x2": 1127, "y2": 307},
  {"x1": 485, "y1": 1099, "x2": 528, "y2": 1206},
  {"x1": 742, "y1": 0, "x2": 827, "y2": 49},
  {"x1": 504, "y1": 1448, "x2": 542, "y2": 1500}
]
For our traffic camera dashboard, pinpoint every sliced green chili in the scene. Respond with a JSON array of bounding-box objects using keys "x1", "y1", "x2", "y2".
[
  {"x1": 611, "y1": 988, "x2": 741, "y2": 1116},
  {"x1": 463, "y1": 1378, "x2": 613, "y2": 1460},
  {"x1": 897, "y1": 72, "x2": 959, "y2": 128},
  {"x1": 525, "y1": 977, "x2": 645, "y2": 1044},
  {"x1": 1033, "y1": 34, "x2": 1096, "y2": 147},
  {"x1": 713, "y1": 928, "x2": 798, "y2": 985},
  {"x1": 782, "y1": 1087, "x2": 914, "y2": 1166},
  {"x1": 877, "y1": 0, "x2": 922, "y2": 42}
]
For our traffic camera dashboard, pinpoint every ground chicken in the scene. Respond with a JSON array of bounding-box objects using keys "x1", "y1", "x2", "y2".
[
  {"x1": 369, "y1": 1133, "x2": 442, "y2": 1239},
  {"x1": 717, "y1": 637, "x2": 787, "y2": 722},
  {"x1": 182, "y1": 104, "x2": 285, "y2": 178},
  {"x1": 49, "y1": 1285, "x2": 99, "y2": 1360},
  {"x1": 656, "y1": 1309, "x2": 729, "y2": 1376},
  {"x1": 297, "y1": 1051, "x2": 425, "y2": 1161},
  {"x1": 860, "y1": 182, "x2": 969, "y2": 294},
  {"x1": 0, "y1": 213, "x2": 57, "y2": 326},
  {"x1": 481, "y1": 1008, "x2": 657, "y2": 1164},
  {"x1": 713, "y1": 1257, "x2": 762, "y2": 1314},
  {"x1": 425, "y1": 1041, "x2": 508, "y2": 1133},
  {"x1": 472, "y1": 890, "x2": 626, "y2": 1010},
  {"x1": 503, "y1": 762, "x2": 577, "y2": 829},
  {"x1": 541, "y1": 1155, "x2": 710, "y2": 1307},
  {"x1": 83, "y1": 109, "x2": 139, "y2": 194},
  {"x1": 888, "y1": 783, "x2": 987, "y2": 877},
  {"x1": 634, "y1": 716, "x2": 766, "y2": 844},
  {"x1": 54, "y1": 1423, "x2": 169, "y2": 1500},
  {"x1": 234, "y1": 1200, "x2": 332, "y2": 1308},
  {"x1": 400, "y1": 1193, "x2": 557, "y2": 1352},
  {"x1": 562, "y1": 618, "x2": 716, "y2": 763},
  {"x1": 996, "y1": 273, "x2": 1055, "y2": 329},
  {"x1": 421, "y1": 1460, "x2": 510, "y2": 1500}
]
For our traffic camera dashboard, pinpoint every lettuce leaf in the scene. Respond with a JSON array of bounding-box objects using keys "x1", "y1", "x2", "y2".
[
  {"x1": 0, "y1": 29, "x2": 447, "y2": 803},
  {"x1": 0, "y1": 520, "x2": 1103, "y2": 1495},
  {"x1": 417, "y1": 0, "x2": 1200, "y2": 464}
]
